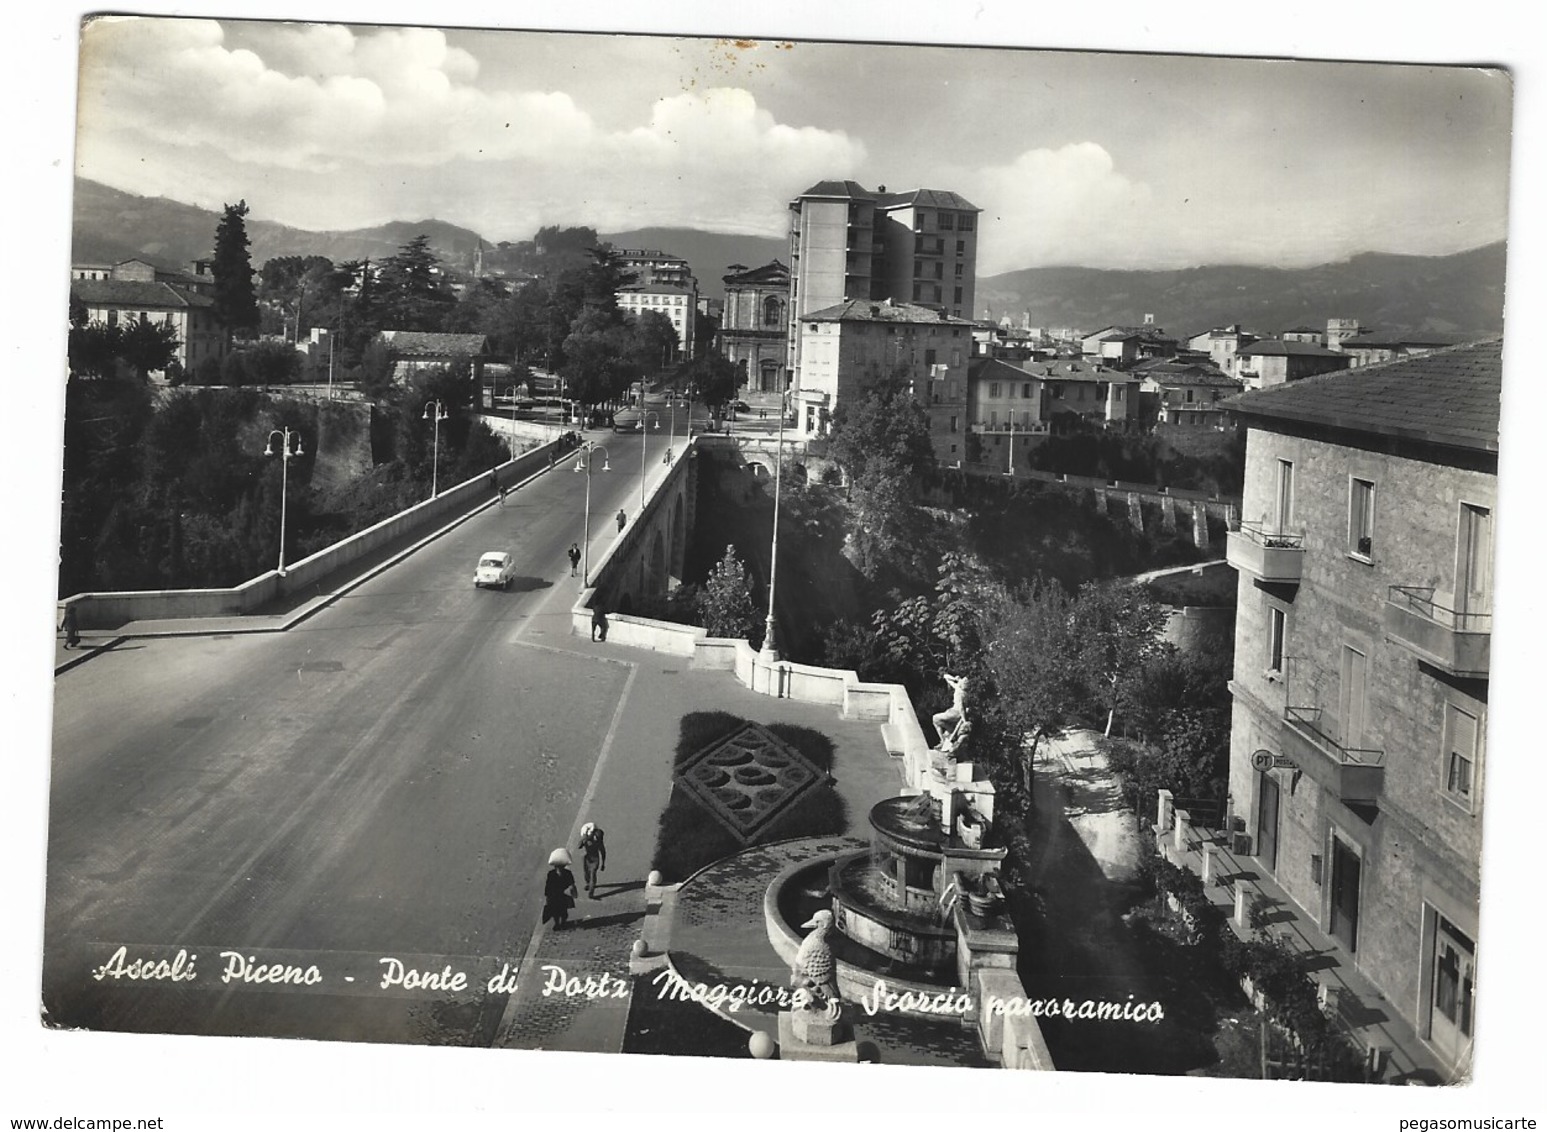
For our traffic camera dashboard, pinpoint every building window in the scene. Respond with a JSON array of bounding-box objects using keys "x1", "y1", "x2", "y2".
[
  {"x1": 1276, "y1": 459, "x2": 1295, "y2": 533},
  {"x1": 1349, "y1": 477, "x2": 1376, "y2": 559},
  {"x1": 955, "y1": 263, "x2": 964, "y2": 278},
  {"x1": 1051, "y1": 385, "x2": 1064, "y2": 399},
  {"x1": 956, "y1": 240, "x2": 966, "y2": 255},
  {"x1": 989, "y1": 410, "x2": 998, "y2": 427},
  {"x1": 989, "y1": 382, "x2": 1001, "y2": 398},
  {"x1": 1266, "y1": 604, "x2": 1287, "y2": 677},
  {"x1": 1339, "y1": 645, "x2": 1369, "y2": 750},
  {"x1": 959, "y1": 215, "x2": 975, "y2": 231},
  {"x1": 938, "y1": 213, "x2": 955, "y2": 230},
  {"x1": 1443, "y1": 703, "x2": 1480, "y2": 809},
  {"x1": 949, "y1": 415, "x2": 958, "y2": 433},
  {"x1": 914, "y1": 213, "x2": 926, "y2": 232},
  {"x1": 954, "y1": 287, "x2": 963, "y2": 304}
]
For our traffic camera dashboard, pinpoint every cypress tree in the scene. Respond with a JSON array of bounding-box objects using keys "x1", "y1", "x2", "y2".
[{"x1": 213, "y1": 200, "x2": 260, "y2": 344}]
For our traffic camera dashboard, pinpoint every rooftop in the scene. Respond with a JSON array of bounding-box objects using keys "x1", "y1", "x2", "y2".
[
  {"x1": 803, "y1": 298, "x2": 975, "y2": 326},
  {"x1": 794, "y1": 180, "x2": 876, "y2": 201},
  {"x1": 875, "y1": 188, "x2": 981, "y2": 213},
  {"x1": 71, "y1": 279, "x2": 211, "y2": 309},
  {"x1": 1339, "y1": 329, "x2": 1457, "y2": 349},
  {"x1": 379, "y1": 331, "x2": 490, "y2": 357},
  {"x1": 1227, "y1": 338, "x2": 1502, "y2": 455},
  {"x1": 1239, "y1": 339, "x2": 1345, "y2": 358}
]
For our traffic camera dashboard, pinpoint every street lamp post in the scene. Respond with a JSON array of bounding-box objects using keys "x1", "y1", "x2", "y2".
[
  {"x1": 760, "y1": 408, "x2": 786, "y2": 662},
  {"x1": 638, "y1": 411, "x2": 660, "y2": 514},
  {"x1": 423, "y1": 399, "x2": 448, "y2": 498},
  {"x1": 263, "y1": 427, "x2": 304, "y2": 577},
  {"x1": 663, "y1": 394, "x2": 678, "y2": 465},
  {"x1": 573, "y1": 442, "x2": 611, "y2": 586},
  {"x1": 1006, "y1": 417, "x2": 1016, "y2": 476}
]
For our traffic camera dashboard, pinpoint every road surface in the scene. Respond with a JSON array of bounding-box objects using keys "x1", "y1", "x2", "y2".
[{"x1": 44, "y1": 405, "x2": 685, "y2": 1046}]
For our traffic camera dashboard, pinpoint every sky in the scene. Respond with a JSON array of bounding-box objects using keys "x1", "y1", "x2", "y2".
[{"x1": 72, "y1": 16, "x2": 1514, "y2": 275}]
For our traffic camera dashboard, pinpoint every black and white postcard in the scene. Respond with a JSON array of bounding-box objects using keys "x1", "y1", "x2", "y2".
[{"x1": 12, "y1": 3, "x2": 1540, "y2": 1127}]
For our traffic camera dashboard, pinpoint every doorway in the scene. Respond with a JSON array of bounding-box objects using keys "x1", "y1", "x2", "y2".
[
  {"x1": 1329, "y1": 835, "x2": 1361, "y2": 952},
  {"x1": 1257, "y1": 773, "x2": 1280, "y2": 872},
  {"x1": 1429, "y1": 914, "x2": 1475, "y2": 1061}
]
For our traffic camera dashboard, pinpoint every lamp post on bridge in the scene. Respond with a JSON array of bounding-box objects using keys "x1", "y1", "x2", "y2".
[
  {"x1": 574, "y1": 441, "x2": 611, "y2": 587},
  {"x1": 263, "y1": 426, "x2": 304, "y2": 577},
  {"x1": 423, "y1": 399, "x2": 448, "y2": 498},
  {"x1": 638, "y1": 411, "x2": 660, "y2": 515},
  {"x1": 759, "y1": 406, "x2": 787, "y2": 663}
]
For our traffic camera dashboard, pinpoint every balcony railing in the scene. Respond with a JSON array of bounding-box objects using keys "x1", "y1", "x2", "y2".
[
  {"x1": 1226, "y1": 521, "x2": 1305, "y2": 583},
  {"x1": 1281, "y1": 706, "x2": 1385, "y2": 803},
  {"x1": 1384, "y1": 585, "x2": 1491, "y2": 677}
]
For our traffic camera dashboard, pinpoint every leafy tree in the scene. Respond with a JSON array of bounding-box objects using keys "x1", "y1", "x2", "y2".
[
  {"x1": 628, "y1": 309, "x2": 681, "y2": 373},
  {"x1": 698, "y1": 544, "x2": 760, "y2": 642},
  {"x1": 561, "y1": 306, "x2": 637, "y2": 407},
  {"x1": 679, "y1": 349, "x2": 739, "y2": 409},
  {"x1": 213, "y1": 200, "x2": 260, "y2": 343},
  {"x1": 259, "y1": 255, "x2": 335, "y2": 341},
  {"x1": 239, "y1": 340, "x2": 304, "y2": 385},
  {"x1": 827, "y1": 372, "x2": 935, "y2": 484},
  {"x1": 1070, "y1": 581, "x2": 1172, "y2": 736},
  {"x1": 117, "y1": 316, "x2": 182, "y2": 381},
  {"x1": 68, "y1": 319, "x2": 122, "y2": 379}
]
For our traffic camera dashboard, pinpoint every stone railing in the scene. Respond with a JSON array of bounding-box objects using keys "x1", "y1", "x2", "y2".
[{"x1": 62, "y1": 436, "x2": 571, "y2": 630}]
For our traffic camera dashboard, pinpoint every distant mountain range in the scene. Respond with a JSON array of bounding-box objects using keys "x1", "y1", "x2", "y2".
[{"x1": 70, "y1": 178, "x2": 1506, "y2": 338}]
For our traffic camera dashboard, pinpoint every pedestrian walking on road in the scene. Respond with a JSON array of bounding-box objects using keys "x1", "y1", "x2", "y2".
[
  {"x1": 497, "y1": 484, "x2": 507, "y2": 507},
  {"x1": 578, "y1": 822, "x2": 607, "y2": 898},
  {"x1": 615, "y1": 508, "x2": 627, "y2": 532},
  {"x1": 568, "y1": 543, "x2": 581, "y2": 576},
  {"x1": 59, "y1": 603, "x2": 80, "y2": 650},
  {"x1": 591, "y1": 607, "x2": 609, "y2": 642},
  {"x1": 542, "y1": 848, "x2": 578, "y2": 929}
]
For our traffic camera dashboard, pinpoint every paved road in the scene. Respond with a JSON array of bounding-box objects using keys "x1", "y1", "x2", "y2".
[{"x1": 44, "y1": 406, "x2": 684, "y2": 1046}]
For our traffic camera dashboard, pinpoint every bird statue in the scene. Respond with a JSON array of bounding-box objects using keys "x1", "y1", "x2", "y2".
[{"x1": 790, "y1": 909, "x2": 843, "y2": 1022}]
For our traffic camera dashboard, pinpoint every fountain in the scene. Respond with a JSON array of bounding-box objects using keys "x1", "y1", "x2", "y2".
[{"x1": 765, "y1": 674, "x2": 1041, "y2": 1065}]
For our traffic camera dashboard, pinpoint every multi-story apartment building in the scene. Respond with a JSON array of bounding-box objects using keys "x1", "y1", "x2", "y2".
[
  {"x1": 70, "y1": 258, "x2": 225, "y2": 377},
  {"x1": 1234, "y1": 338, "x2": 1352, "y2": 389},
  {"x1": 1224, "y1": 340, "x2": 1499, "y2": 1080},
  {"x1": 793, "y1": 298, "x2": 972, "y2": 464},
  {"x1": 966, "y1": 357, "x2": 1048, "y2": 470},
  {"x1": 1334, "y1": 329, "x2": 1455, "y2": 369},
  {"x1": 616, "y1": 283, "x2": 695, "y2": 361},
  {"x1": 614, "y1": 248, "x2": 696, "y2": 290},
  {"x1": 785, "y1": 180, "x2": 980, "y2": 389},
  {"x1": 1133, "y1": 358, "x2": 1244, "y2": 428},
  {"x1": 1187, "y1": 325, "x2": 1259, "y2": 374},
  {"x1": 718, "y1": 260, "x2": 789, "y2": 394}
]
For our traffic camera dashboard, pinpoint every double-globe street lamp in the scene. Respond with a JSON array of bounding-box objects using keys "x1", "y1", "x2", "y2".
[
  {"x1": 423, "y1": 399, "x2": 448, "y2": 499},
  {"x1": 574, "y1": 441, "x2": 611, "y2": 586},
  {"x1": 637, "y1": 411, "x2": 661, "y2": 515},
  {"x1": 263, "y1": 426, "x2": 305, "y2": 577}
]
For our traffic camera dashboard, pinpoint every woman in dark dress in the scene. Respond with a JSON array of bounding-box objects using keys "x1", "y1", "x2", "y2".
[{"x1": 543, "y1": 848, "x2": 578, "y2": 929}]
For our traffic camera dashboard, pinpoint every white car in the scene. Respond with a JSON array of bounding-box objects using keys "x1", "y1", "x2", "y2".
[{"x1": 474, "y1": 550, "x2": 517, "y2": 590}]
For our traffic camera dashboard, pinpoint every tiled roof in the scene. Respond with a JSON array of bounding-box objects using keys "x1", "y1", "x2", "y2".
[
  {"x1": 969, "y1": 357, "x2": 1040, "y2": 383},
  {"x1": 796, "y1": 180, "x2": 875, "y2": 200},
  {"x1": 380, "y1": 331, "x2": 490, "y2": 356},
  {"x1": 1227, "y1": 338, "x2": 1501, "y2": 454},
  {"x1": 1024, "y1": 359, "x2": 1141, "y2": 384},
  {"x1": 723, "y1": 260, "x2": 789, "y2": 285},
  {"x1": 803, "y1": 298, "x2": 975, "y2": 326},
  {"x1": 71, "y1": 279, "x2": 209, "y2": 308},
  {"x1": 876, "y1": 188, "x2": 981, "y2": 212},
  {"x1": 1239, "y1": 339, "x2": 1344, "y2": 358},
  {"x1": 1135, "y1": 361, "x2": 1241, "y2": 388},
  {"x1": 619, "y1": 283, "x2": 694, "y2": 296},
  {"x1": 1339, "y1": 329, "x2": 1456, "y2": 349}
]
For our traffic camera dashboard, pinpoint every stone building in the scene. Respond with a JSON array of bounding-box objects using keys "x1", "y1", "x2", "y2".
[
  {"x1": 793, "y1": 297, "x2": 972, "y2": 464},
  {"x1": 69, "y1": 258, "x2": 225, "y2": 378},
  {"x1": 1223, "y1": 339, "x2": 1499, "y2": 1080},
  {"x1": 718, "y1": 260, "x2": 790, "y2": 394}
]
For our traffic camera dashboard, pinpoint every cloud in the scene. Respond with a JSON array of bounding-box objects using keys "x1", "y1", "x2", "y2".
[
  {"x1": 74, "y1": 19, "x2": 864, "y2": 241},
  {"x1": 968, "y1": 143, "x2": 1156, "y2": 272}
]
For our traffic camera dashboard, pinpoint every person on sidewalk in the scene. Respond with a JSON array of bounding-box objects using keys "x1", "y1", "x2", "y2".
[
  {"x1": 591, "y1": 607, "x2": 608, "y2": 642},
  {"x1": 497, "y1": 484, "x2": 507, "y2": 507},
  {"x1": 542, "y1": 848, "x2": 578, "y2": 930},
  {"x1": 615, "y1": 508, "x2": 626, "y2": 532},
  {"x1": 578, "y1": 822, "x2": 607, "y2": 898},
  {"x1": 568, "y1": 543, "x2": 581, "y2": 576},
  {"x1": 59, "y1": 603, "x2": 80, "y2": 650}
]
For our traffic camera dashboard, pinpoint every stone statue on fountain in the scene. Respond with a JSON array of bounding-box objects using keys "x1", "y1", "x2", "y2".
[
  {"x1": 786, "y1": 909, "x2": 848, "y2": 1047},
  {"x1": 931, "y1": 672, "x2": 973, "y2": 774}
]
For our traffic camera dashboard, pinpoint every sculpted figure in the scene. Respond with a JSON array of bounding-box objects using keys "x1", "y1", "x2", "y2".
[
  {"x1": 931, "y1": 673, "x2": 971, "y2": 750},
  {"x1": 790, "y1": 910, "x2": 843, "y2": 1021}
]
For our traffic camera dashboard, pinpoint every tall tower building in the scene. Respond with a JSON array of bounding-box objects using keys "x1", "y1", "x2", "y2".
[{"x1": 785, "y1": 180, "x2": 980, "y2": 393}]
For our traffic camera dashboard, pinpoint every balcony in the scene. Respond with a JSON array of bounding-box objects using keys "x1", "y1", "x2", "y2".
[
  {"x1": 1384, "y1": 586, "x2": 1491, "y2": 677},
  {"x1": 1226, "y1": 521, "x2": 1305, "y2": 583},
  {"x1": 1281, "y1": 706, "x2": 1385, "y2": 803}
]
